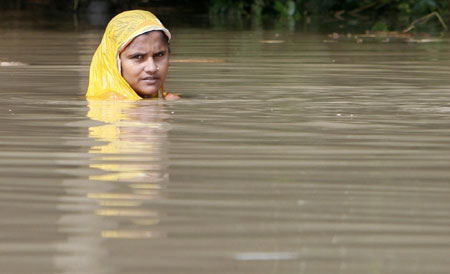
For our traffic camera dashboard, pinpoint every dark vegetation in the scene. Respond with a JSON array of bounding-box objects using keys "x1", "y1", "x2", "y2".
[
  {"x1": 209, "y1": 0, "x2": 449, "y2": 33},
  {"x1": 0, "y1": 0, "x2": 448, "y2": 33}
]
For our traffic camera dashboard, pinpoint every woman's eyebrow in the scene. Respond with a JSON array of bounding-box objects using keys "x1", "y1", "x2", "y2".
[{"x1": 128, "y1": 52, "x2": 146, "y2": 57}]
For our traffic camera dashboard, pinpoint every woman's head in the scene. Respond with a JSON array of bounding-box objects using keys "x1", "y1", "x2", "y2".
[
  {"x1": 120, "y1": 30, "x2": 169, "y2": 98},
  {"x1": 86, "y1": 10, "x2": 171, "y2": 100}
]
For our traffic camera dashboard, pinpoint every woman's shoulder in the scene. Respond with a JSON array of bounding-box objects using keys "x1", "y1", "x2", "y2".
[
  {"x1": 88, "y1": 91, "x2": 179, "y2": 100},
  {"x1": 88, "y1": 91, "x2": 128, "y2": 100}
]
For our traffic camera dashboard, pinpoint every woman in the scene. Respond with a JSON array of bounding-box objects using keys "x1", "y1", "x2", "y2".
[{"x1": 86, "y1": 10, "x2": 179, "y2": 100}]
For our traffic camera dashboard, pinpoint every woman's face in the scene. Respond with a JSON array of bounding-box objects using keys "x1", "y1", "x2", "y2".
[{"x1": 120, "y1": 31, "x2": 169, "y2": 98}]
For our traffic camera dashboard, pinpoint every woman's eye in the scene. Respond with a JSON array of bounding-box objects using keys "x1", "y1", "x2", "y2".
[
  {"x1": 155, "y1": 52, "x2": 165, "y2": 58},
  {"x1": 132, "y1": 55, "x2": 144, "y2": 60}
]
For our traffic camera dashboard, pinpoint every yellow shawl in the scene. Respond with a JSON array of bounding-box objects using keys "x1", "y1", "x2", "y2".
[{"x1": 86, "y1": 10, "x2": 171, "y2": 100}]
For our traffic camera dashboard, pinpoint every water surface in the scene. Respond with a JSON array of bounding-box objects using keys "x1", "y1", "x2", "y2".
[{"x1": 1, "y1": 12, "x2": 450, "y2": 274}]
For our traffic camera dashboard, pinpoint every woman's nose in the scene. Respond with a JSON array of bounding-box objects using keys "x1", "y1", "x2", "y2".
[{"x1": 144, "y1": 58, "x2": 158, "y2": 73}]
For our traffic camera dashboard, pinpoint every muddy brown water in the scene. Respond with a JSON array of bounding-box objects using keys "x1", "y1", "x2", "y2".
[{"x1": 1, "y1": 12, "x2": 450, "y2": 274}]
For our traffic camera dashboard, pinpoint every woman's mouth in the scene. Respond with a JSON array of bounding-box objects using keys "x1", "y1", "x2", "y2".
[{"x1": 141, "y1": 76, "x2": 159, "y2": 84}]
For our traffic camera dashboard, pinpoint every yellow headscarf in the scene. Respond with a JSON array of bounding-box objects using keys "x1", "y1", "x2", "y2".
[{"x1": 86, "y1": 10, "x2": 171, "y2": 100}]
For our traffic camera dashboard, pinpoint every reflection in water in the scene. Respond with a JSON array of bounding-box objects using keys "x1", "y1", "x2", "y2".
[
  {"x1": 85, "y1": 100, "x2": 168, "y2": 252},
  {"x1": 87, "y1": 100, "x2": 168, "y2": 183},
  {"x1": 54, "y1": 101, "x2": 170, "y2": 273},
  {"x1": 87, "y1": 99, "x2": 168, "y2": 237}
]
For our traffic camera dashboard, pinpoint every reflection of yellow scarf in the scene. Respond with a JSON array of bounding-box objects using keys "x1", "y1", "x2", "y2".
[
  {"x1": 87, "y1": 100, "x2": 130, "y2": 155},
  {"x1": 87, "y1": 100, "x2": 166, "y2": 181},
  {"x1": 86, "y1": 10, "x2": 171, "y2": 100}
]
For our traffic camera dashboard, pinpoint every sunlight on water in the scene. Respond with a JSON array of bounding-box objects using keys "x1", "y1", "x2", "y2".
[{"x1": 0, "y1": 11, "x2": 450, "y2": 274}]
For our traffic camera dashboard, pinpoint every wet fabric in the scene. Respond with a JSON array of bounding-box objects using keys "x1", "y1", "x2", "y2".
[{"x1": 86, "y1": 10, "x2": 171, "y2": 100}]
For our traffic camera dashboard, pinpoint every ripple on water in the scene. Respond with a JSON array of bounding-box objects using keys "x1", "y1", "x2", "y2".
[{"x1": 1, "y1": 22, "x2": 450, "y2": 274}]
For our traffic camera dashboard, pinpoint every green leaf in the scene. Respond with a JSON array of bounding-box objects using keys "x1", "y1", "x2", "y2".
[{"x1": 371, "y1": 21, "x2": 389, "y2": 31}]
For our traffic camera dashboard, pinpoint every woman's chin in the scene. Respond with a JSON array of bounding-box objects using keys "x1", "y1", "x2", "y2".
[{"x1": 136, "y1": 89, "x2": 159, "y2": 98}]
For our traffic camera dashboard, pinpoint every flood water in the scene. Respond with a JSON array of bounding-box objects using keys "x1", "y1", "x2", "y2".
[{"x1": 1, "y1": 11, "x2": 450, "y2": 274}]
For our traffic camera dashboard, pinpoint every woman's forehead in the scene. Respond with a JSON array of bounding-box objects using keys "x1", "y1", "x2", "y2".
[{"x1": 125, "y1": 31, "x2": 167, "y2": 51}]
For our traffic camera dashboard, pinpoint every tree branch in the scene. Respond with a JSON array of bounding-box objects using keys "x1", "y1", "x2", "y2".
[{"x1": 403, "y1": 11, "x2": 448, "y2": 33}]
